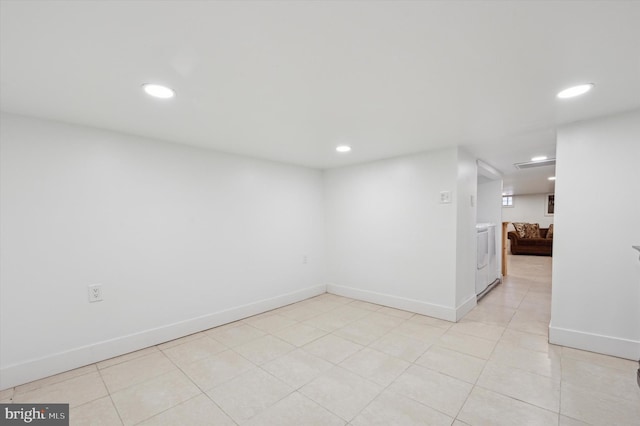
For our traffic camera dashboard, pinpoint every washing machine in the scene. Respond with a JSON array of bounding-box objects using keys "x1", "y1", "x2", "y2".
[
  {"x1": 476, "y1": 224, "x2": 490, "y2": 294},
  {"x1": 476, "y1": 223, "x2": 499, "y2": 296}
]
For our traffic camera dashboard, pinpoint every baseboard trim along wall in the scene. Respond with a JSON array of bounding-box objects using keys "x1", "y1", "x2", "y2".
[
  {"x1": 455, "y1": 294, "x2": 477, "y2": 321},
  {"x1": 0, "y1": 284, "x2": 326, "y2": 390},
  {"x1": 549, "y1": 324, "x2": 640, "y2": 361},
  {"x1": 327, "y1": 283, "x2": 457, "y2": 322}
]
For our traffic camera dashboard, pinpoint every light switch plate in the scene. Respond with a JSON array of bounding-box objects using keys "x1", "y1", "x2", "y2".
[{"x1": 440, "y1": 191, "x2": 451, "y2": 204}]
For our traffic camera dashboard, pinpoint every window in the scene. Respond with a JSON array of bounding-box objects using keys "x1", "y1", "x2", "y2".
[{"x1": 502, "y1": 196, "x2": 513, "y2": 207}]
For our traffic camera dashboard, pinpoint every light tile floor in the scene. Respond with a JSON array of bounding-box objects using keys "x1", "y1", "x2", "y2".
[{"x1": 3, "y1": 255, "x2": 639, "y2": 425}]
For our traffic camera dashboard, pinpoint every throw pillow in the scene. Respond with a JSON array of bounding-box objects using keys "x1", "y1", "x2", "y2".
[
  {"x1": 512, "y1": 222, "x2": 526, "y2": 238},
  {"x1": 523, "y1": 223, "x2": 541, "y2": 239},
  {"x1": 546, "y1": 224, "x2": 554, "y2": 239}
]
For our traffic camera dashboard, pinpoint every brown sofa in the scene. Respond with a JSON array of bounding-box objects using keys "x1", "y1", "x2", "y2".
[{"x1": 508, "y1": 228, "x2": 553, "y2": 256}]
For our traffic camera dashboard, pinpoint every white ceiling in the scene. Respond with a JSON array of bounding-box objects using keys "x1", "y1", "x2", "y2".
[{"x1": 1, "y1": 1, "x2": 639, "y2": 194}]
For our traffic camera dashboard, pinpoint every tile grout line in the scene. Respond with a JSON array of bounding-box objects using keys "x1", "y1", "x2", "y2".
[
  {"x1": 159, "y1": 337, "x2": 244, "y2": 425},
  {"x1": 95, "y1": 359, "x2": 126, "y2": 426}
]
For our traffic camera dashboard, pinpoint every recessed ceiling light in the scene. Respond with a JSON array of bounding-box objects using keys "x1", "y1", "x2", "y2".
[
  {"x1": 336, "y1": 145, "x2": 351, "y2": 153},
  {"x1": 557, "y1": 83, "x2": 594, "y2": 99},
  {"x1": 548, "y1": 176, "x2": 556, "y2": 181},
  {"x1": 531, "y1": 156, "x2": 548, "y2": 162},
  {"x1": 142, "y1": 83, "x2": 175, "y2": 99}
]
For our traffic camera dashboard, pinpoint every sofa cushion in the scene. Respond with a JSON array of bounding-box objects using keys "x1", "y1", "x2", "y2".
[
  {"x1": 546, "y1": 224, "x2": 554, "y2": 239},
  {"x1": 523, "y1": 223, "x2": 541, "y2": 239},
  {"x1": 512, "y1": 222, "x2": 527, "y2": 238}
]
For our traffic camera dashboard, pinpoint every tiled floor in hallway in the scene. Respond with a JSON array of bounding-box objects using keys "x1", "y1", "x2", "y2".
[{"x1": 2, "y1": 255, "x2": 639, "y2": 425}]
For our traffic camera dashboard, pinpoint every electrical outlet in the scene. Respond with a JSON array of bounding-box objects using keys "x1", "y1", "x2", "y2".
[
  {"x1": 88, "y1": 284, "x2": 103, "y2": 303},
  {"x1": 303, "y1": 255, "x2": 308, "y2": 264}
]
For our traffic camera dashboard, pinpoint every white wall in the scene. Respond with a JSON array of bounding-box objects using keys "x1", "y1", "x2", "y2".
[
  {"x1": 502, "y1": 193, "x2": 554, "y2": 231},
  {"x1": 550, "y1": 110, "x2": 640, "y2": 360},
  {"x1": 324, "y1": 147, "x2": 477, "y2": 321},
  {"x1": 0, "y1": 113, "x2": 326, "y2": 388},
  {"x1": 455, "y1": 149, "x2": 478, "y2": 315}
]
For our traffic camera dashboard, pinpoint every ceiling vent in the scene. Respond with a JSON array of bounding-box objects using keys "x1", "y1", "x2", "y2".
[{"x1": 513, "y1": 158, "x2": 556, "y2": 169}]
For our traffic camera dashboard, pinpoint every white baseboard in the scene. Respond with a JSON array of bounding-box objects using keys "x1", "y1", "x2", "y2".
[
  {"x1": 327, "y1": 283, "x2": 457, "y2": 322},
  {"x1": 549, "y1": 324, "x2": 640, "y2": 361},
  {"x1": 0, "y1": 285, "x2": 326, "y2": 390},
  {"x1": 455, "y1": 294, "x2": 477, "y2": 321}
]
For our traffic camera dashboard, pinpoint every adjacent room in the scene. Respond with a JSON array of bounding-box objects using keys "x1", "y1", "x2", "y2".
[{"x1": 1, "y1": 1, "x2": 639, "y2": 425}]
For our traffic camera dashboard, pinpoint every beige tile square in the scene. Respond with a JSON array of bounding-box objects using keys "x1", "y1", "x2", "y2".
[
  {"x1": 458, "y1": 386, "x2": 558, "y2": 426},
  {"x1": 243, "y1": 313, "x2": 298, "y2": 333},
  {"x1": 302, "y1": 306, "x2": 368, "y2": 332},
  {"x1": 518, "y1": 300, "x2": 552, "y2": 317},
  {"x1": 97, "y1": 346, "x2": 159, "y2": 369},
  {"x1": 15, "y1": 364, "x2": 97, "y2": 394},
  {"x1": 479, "y1": 288, "x2": 525, "y2": 309},
  {"x1": 435, "y1": 330, "x2": 497, "y2": 359},
  {"x1": 206, "y1": 367, "x2": 292, "y2": 423},
  {"x1": 561, "y1": 356, "x2": 640, "y2": 402},
  {"x1": 370, "y1": 332, "x2": 431, "y2": 362},
  {"x1": 333, "y1": 319, "x2": 389, "y2": 345},
  {"x1": 70, "y1": 396, "x2": 122, "y2": 426},
  {"x1": 100, "y1": 352, "x2": 176, "y2": 393},
  {"x1": 415, "y1": 345, "x2": 486, "y2": 384},
  {"x1": 361, "y1": 311, "x2": 406, "y2": 329},
  {"x1": 234, "y1": 335, "x2": 295, "y2": 365},
  {"x1": 13, "y1": 372, "x2": 107, "y2": 408},
  {"x1": 0, "y1": 388, "x2": 14, "y2": 401},
  {"x1": 330, "y1": 305, "x2": 372, "y2": 321},
  {"x1": 511, "y1": 309, "x2": 550, "y2": 326},
  {"x1": 277, "y1": 305, "x2": 324, "y2": 322},
  {"x1": 561, "y1": 346, "x2": 638, "y2": 372},
  {"x1": 450, "y1": 320, "x2": 505, "y2": 341},
  {"x1": 387, "y1": 365, "x2": 472, "y2": 417},
  {"x1": 157, "y1": 332, "x2": 206, "y2": 350},
  {"x1": 301, "y1": 312, "x2": 348, "y2": 331},
  {"x1": 180, "y1": 349, "x2": 255, "y2": 391},
  {"x1": 300, "y1": 299, "x2": 345, "y2": 313},
  {"x1": 300, "y1": 366, "x2": 383, "y2": 421},
  {"x1": 138, "y1": 394, "x2": 234, "y2": 426},
  {"x1": 464, "y1": 305, "x2": 516, "y2": 327},
  {"x1": 161, "y1": 336, "x2": 227, "y2": 366},
  {"x1": 477, "y1": 361, "x2": 560, "y2": 412},
  {"x1": 407, "y1": 314, "x2": 453, "y2": 330},
  {"x1": 274, "y1": 323, "x2": 327, "y2": 347},
  {"x1": 339, "y1": 347, "x2": 410, "y2": 386},
  {"x1": 303, "y1": 334, "x2": 363, "y2": 364},
  {"x1": 110, "y1": 370, "x2": 200, "y2": 426},
  {"x1": 205, "y1": 323, "x2": 266, "y2": 347},
  {"x1": 391, "y1": 321, "x2": 447, "y2": 343},
  {"x1": 350, "y1": 390, "x2": 453, "y2": 426},
  {"x1": 262, "y1": 349, "x2": 333, "y2": 389},
  {"x1": 244, "y1": 391, "x2": 345, "y2": 426},
  {"x1": 500, "y1": 328, "x2": 556, "y2": 354},
  {"x1": 507, "y1": 316, "x2": 548, "y2": 336},
  {"x1": 490, "y1": 341, "x2": 561, "y2": 379},
  {"x1": 561, "y1": 382, "x2": 640, "y2": 425}
]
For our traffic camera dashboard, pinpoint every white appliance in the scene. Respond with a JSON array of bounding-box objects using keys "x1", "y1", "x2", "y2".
[{"x1": 476, "y1": 223, "x2": 498, "y2": 295}]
